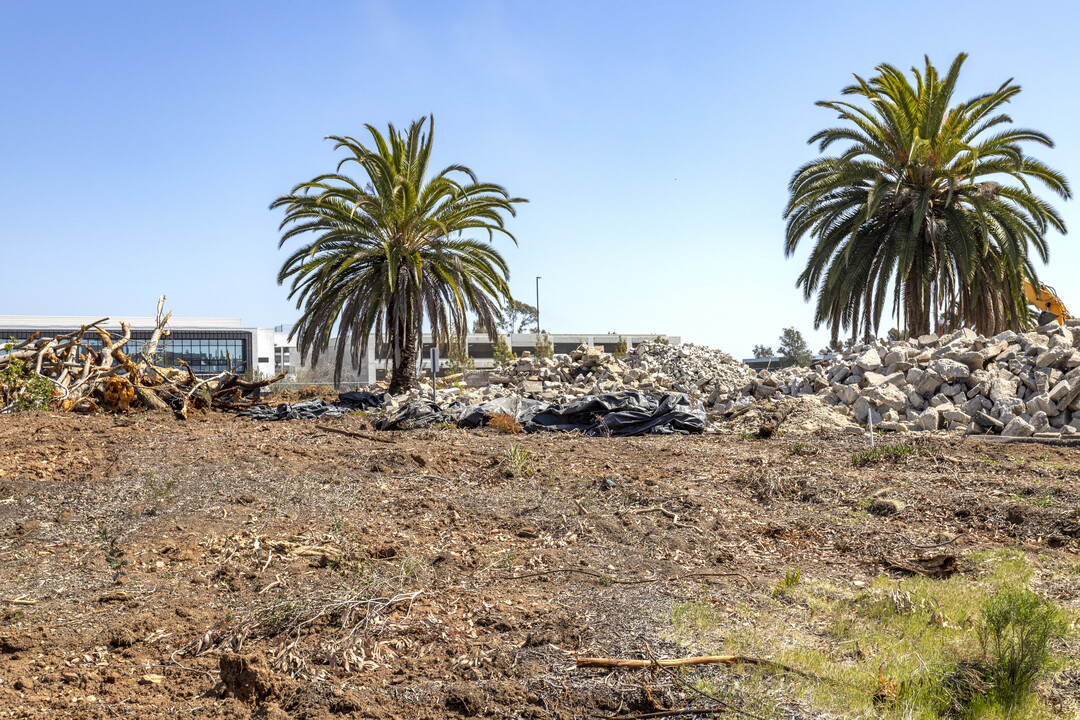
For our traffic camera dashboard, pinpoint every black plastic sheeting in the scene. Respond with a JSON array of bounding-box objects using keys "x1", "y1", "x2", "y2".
[
  {"x1": 239, "y1": 390, "x2": 704, "y2": 436},
  {"x1": 377, "y1": 392, "x2": 705, "y2": 436},
  {"x1": 529, "y1": 392, "x2": 705, "y2": 436},
  {"x1": 238, "y1": 391, "x2": 388, "y2": 422}
]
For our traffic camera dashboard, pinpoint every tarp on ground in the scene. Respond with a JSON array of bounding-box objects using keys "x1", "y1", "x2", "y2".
[
  {"x1": 526, "y1": 392, "x2": 705, "y2": 436},
  {"x1": 238, "y1": 391, "x2": 388, "y2": 422},
  {"x1": 386, "y1": 391, "x2": 704, "y2": 436},
  {"x1": 241, "y1": 390, "x2": 705, "y2": 436},
  {"x1": 375, "y1": 400, "x2": 449, "y2": 430}
]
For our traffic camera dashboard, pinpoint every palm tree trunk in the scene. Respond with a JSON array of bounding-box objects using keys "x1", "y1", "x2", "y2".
[
  {"x1": 904, "y1": 259, "x2": 931, "y2": 337},
  {"x1": 388, "y1": 325, "x2": 420, "y2": 395}
]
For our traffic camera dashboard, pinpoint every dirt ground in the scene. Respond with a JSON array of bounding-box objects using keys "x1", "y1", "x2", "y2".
[{"x1": 1, "y1": 407, "x2": 1079, "y2": 719}]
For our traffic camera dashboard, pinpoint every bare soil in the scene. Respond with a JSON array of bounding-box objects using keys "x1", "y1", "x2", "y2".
[{"x1": 1, "y1": 409, "x2": 1079, "y2": 719}]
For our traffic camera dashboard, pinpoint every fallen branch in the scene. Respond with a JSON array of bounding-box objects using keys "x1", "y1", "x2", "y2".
[
  {"x1": 578, "y1": 655, "x2": 741, "y2": 669},
  {"x1": 596, "y1": 709, "x2": 728, "y2": 720},
  {"x1": 501, "y1": 568, "x2": 750, "y2": 586},
  {"x1": 624, "y1": 505, "x2": 697, "y2": 529}
]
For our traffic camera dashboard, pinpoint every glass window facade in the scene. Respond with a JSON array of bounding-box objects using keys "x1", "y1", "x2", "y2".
[
  {"x1": 275, "y1": 347, "x2": 291, "y2": 373},
  {"x1": 160, "y1": 336, "x2": 246, "y2": 375},
  {"x1": 0, "y1": 328, "x2": 251, "y2": 376}
]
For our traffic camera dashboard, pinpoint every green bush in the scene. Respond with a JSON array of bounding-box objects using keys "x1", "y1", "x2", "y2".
[
  {"x1": 492, "y1": 335, "x2": 517, "y2": 368},
  {"x1": 613, "y1": 335, "x2": 627, "y2": 359},
  {"x1": 445, "y1": 340, "x2": 476, "y2": 375},
  {"x1": 535, "y1": 331, "x2": 554, "y2": 360},
  {"x1": 976, "y1": 584, "x2": 1066, "y2": 703},
  {"x1": 1, "y1": 340, "x2": 53, "y2": 411}
]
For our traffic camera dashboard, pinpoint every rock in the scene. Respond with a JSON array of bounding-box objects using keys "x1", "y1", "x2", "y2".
[
  {"x1": 854, "y1": 348, "x2": 882, "y2": 372},
  {"x1": 869, "y1": 498, "x2": 905, "y2": 516},
  {"x1": 521, "y1": 380, "x2": 543, "y2": 395},
  {"x1": 220, "y1": 653, "x2": 275, "y2": 704},
  {"x1": 931, "y1": 358, "x2": 970, "y2": 383},
  {"x1": 914, "y1": 407, "x2": 940, "y2": 431},
  {"x1": 908, "y1": 367, "x2": 944, "y2": 395},
  {"x1": 1031, "y1": 411, "x2": 1051, "y2": 433},
  {"x1": 1001, "y1": 416, "x2": 1036, "y2": 438},
  {"x1": 868, "y1": 383, "x2": 907, "y2": 411},
  {"x1": 1049, "y1": 380, "x2": 1072, "y2": 402},
  {"x1": 942, "y1": 408, "x2": 971, "y2": 426}
]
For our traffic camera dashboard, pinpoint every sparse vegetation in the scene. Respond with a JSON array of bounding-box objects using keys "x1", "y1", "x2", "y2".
[
  {"x1": 771, "y1": 565, "x2": 801, "y2": 596},
  {"x1": 669, "y1": 551, "x2": 1071, "y2": 719},
  {"x1": 613, "y1": 335, "x2": 627, "y2": 359},
  {"x1": 143, "y1": 471, "x2": 178, "y2": 504},
  {"x1": 976, "y1": 583, "x2": 1067, "y2": 705},
  {"x1": 503, "y1": 444, "x2": 531, "y2": 477},
  {"x1": 94, "y1": 522, "x2": 128, "y2": 583},
  {"x1": 851, "y1": 442, "x2": 918, "y2": 465},
  {"x1": 1, "y1": 339, "x2": 53, "y2": 411}
]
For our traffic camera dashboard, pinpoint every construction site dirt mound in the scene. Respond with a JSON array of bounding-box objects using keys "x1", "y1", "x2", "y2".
[{"x1": 724, "y1": 395, "x2": 855, "y2": 436}]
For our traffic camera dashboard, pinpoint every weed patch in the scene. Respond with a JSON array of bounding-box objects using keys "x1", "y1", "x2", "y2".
[{"x1": 851, "y1": 442, "x2": 918, "y2": 466}]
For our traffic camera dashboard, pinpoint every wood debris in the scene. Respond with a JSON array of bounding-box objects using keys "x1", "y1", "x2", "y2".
[{"x1": 0, "y1": 297, "x2": 283, "y2": 417}]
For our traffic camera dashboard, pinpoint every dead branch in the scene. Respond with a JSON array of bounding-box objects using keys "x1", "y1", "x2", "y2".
[{"x1": 577, "y1": 655, "x2": 741, "y2": 669}]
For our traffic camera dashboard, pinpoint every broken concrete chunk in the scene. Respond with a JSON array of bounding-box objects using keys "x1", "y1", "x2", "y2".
[{"x1": 1002, "y1": 416, "x2": 1036, "y2": 438}]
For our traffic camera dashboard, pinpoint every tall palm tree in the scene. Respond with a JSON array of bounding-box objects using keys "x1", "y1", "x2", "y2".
[
  {"x1": 273, "y1": 116, "x2": 526, "y2": 393},
  {"x1": 784, "y1": 53, "x2": 1070, "y2": 340}
]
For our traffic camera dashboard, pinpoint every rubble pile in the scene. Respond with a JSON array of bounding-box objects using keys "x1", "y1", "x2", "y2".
[
  {"x1": 626, "y1": 341, "x2": 753, "y2": 394},
  {"x1": 714, "y1": 321, "x2": 1080, "y2": 438},
  {"x1": 454, "y1": 341, "x2": 754, "y2": 404}
]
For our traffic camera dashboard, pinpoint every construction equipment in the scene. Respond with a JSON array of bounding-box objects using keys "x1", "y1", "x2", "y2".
[{"x1": 1024, "y1": 280, "x2": 1070, "y2": 325}]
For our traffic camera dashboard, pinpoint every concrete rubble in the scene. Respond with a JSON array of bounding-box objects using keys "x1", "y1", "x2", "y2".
[
  {"x1": 392, "y1": 319, "x2": 1080, "y2": 439},
  {"x1": 710, "y1": 319, "x2": 1080, "y2": 439},
  {"x1": 431, "y1": 341, "x2": 755, "y2": 404}
]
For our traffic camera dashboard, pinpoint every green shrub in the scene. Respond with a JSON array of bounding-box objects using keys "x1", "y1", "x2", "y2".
[
  {"x1": 535, "y1": 331, "x2": 554, "y2": 360},
  {"x1": 1, "y1": 340, "x2": 53, "y2": 411},
  {"x1": 613, "y1": 335, "x2": 627, "y2": 359},
  {"x1": 492, "y1": 335, "x2": 517, "y2": 368},
  {"x1": 445, "y1": 340, "x2": 476, "y2": 375},
  {"x1": 976, "y1": 584, "x2": 1066, "y2": 703}
]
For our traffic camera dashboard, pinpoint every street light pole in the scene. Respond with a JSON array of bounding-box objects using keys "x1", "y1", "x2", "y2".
[{"x1": 535, "y1": 276, "x2": 541, "y2": 339}]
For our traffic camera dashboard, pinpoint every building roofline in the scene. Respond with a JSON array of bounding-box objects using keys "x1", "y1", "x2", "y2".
[{"x1": 0, "y1": 315, "x2": 243, "y2": 329}]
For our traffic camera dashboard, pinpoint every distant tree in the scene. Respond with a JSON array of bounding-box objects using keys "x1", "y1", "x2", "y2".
[
  {"x1": 444, "y1": 336, "x2": 476, "y2": 375},
  {"x1": 777, "y1": 328, "x2": 813, "y2": 368},
  {"x1": 819, "y1": 338, "x2": 846, "y2": 356},
  {"x1": 613, "y1": 335, "x2": 628, "y2": 359},
  {"x1": 492, "y1": 335, "x2": 517, "y2": 368},
  {"x1": 752, "y1": 345, "x2": 774, "y2": 359},
  {"x1": 886, "y1": 328, "x2": 909, "y2": 342},
  {"x1": 535, "y1": 331, "x2": 554, "y2": 360},
  {"x1": 474, "y1": 299, "x2": 537, "y2": 335}
]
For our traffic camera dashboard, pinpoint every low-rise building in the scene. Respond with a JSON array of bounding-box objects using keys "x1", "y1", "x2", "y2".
[{"x1": 1, "y1": 316, "x2": 677, "y2": 385}]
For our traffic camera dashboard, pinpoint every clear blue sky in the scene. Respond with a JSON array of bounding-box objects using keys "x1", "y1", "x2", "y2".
[{"x1": 3, "y1": 1, "x2": 1078, "y2": 358}]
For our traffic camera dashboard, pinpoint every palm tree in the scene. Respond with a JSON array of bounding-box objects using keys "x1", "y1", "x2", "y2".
[
  {"x1": 784, "y1": 53, "x2": 1070, "y2": 340},
  {"x1": 272, "y1": 116, "x2": 526, "y2": 394}
]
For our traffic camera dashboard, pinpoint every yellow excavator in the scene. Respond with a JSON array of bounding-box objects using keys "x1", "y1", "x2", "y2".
[{"x1": 1024, "y1": 280, "x2": 1070, "y2": 325}]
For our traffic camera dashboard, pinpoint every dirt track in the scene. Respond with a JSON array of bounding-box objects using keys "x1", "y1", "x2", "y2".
[{"x1": 1, "y1": 410, "x2": 1079, "y2": 719}]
